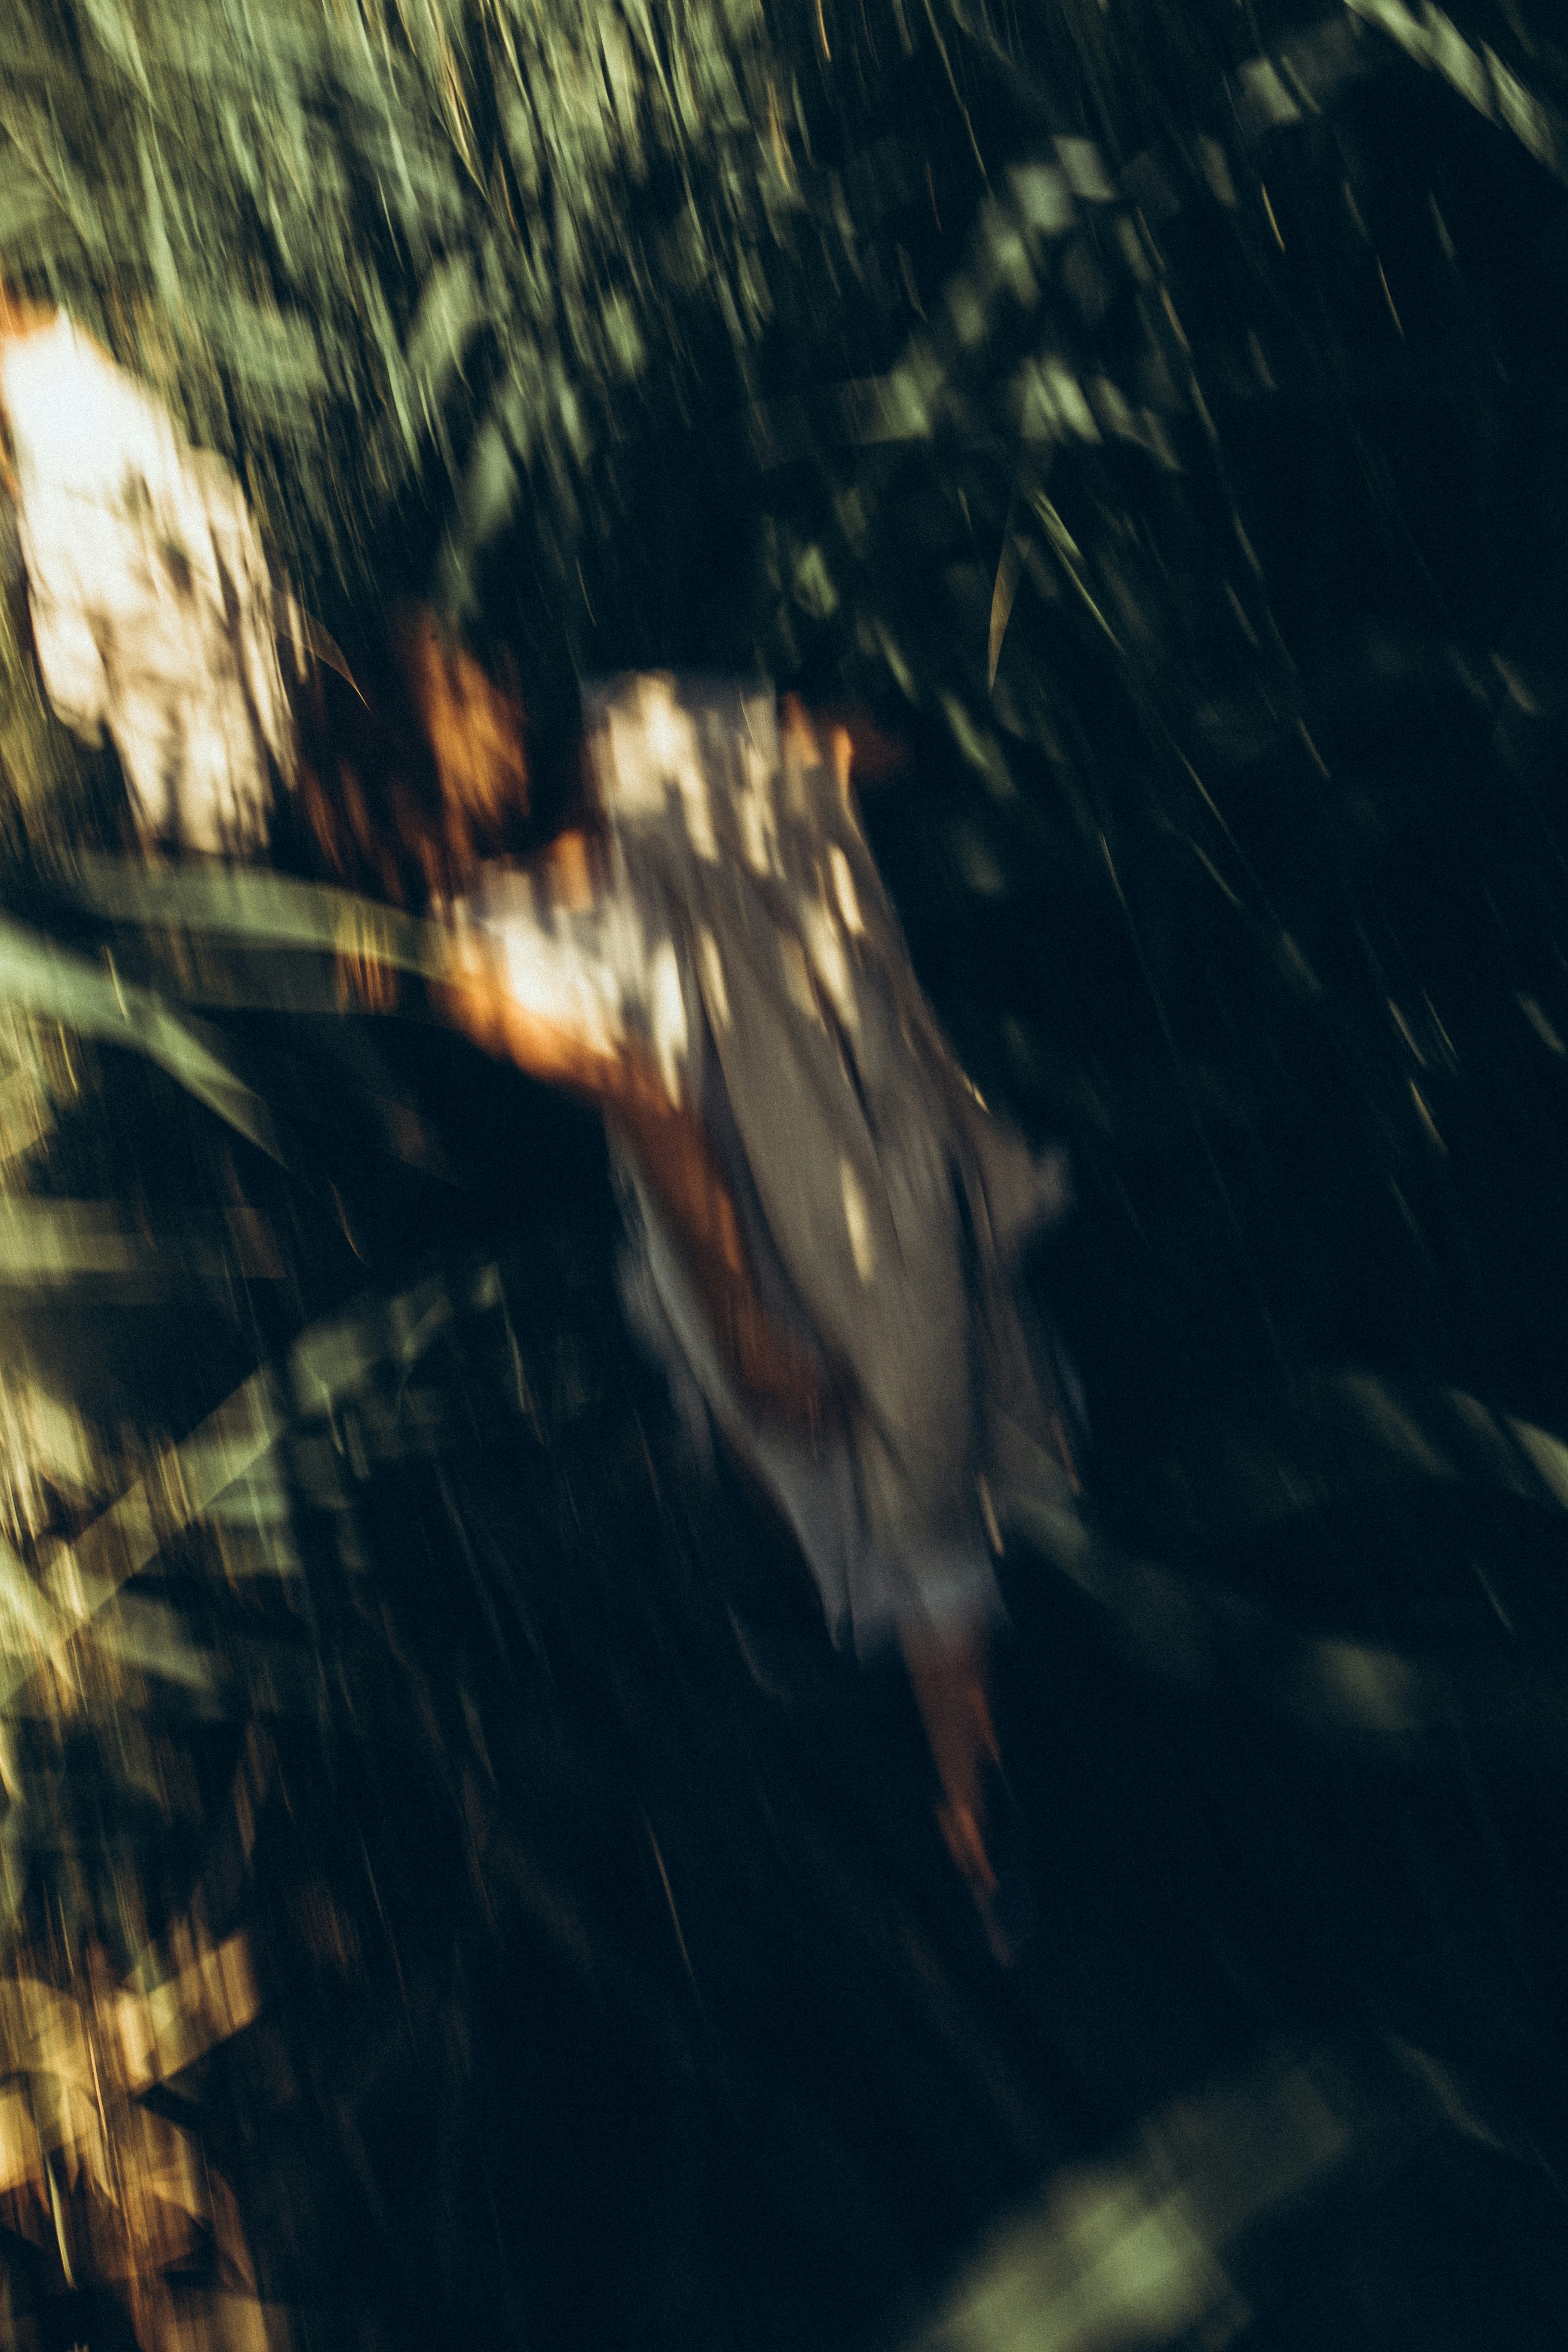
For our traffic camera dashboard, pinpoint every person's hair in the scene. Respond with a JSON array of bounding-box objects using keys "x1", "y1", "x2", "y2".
[{"x1": 291, "y1": 603, "x2": 533, "y2": 912}]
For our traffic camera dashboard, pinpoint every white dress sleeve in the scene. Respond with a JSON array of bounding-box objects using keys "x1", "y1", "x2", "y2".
[{"x1": 0, "y1": 317, "x2": 294, "y2": 858}]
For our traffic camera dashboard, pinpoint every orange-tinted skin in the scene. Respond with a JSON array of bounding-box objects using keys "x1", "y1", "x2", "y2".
[{"x1": 434, "y1": 933, "x2": 829, "y2": 1430}]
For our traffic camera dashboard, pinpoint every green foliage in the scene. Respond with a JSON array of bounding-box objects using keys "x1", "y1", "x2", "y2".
[{"x1": 0, "y1": 0, "x2": 853, "y2": 601}]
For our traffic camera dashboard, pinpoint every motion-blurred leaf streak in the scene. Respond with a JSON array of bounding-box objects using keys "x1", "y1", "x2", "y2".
[
  {"x1": 1409, "y1": 1077, "x2": 1446, "y2": 1152},
  {"x1": 1004, "y1": 1381, "x2": 1568, "y2": 1749},
  {"x1": 1333, "y1": 1374, "x2": 1568, "y2": 1522},
  {"x1": 0, "y1": 914, "x2": 288, "y2": 1167},
  {"x1": 0, "y1": 1923, "x2": 281, "y2": 2343},
  {"x1": 0, "y1": 1371, "x2": 283, "y2": 1708},
  {"x1": 1052, "y1": 138, "x2": 1116, "y2": 204},
  {"x1": 1341, "y1": 0, "x2": 1566, "y2": 180},
  {"x1": 988, "y1": 524, "x2": 1025, "y2": 689},
  {"x1": 1335, "y1": 1370, "x2": 1451, "y2": 1483},
  {"x1": 1183, "y1": 836, "x2": 1243, "y2": 912},
  {"x1": 0, "y1": 1200, "x2": 283, "y2": 1285},
  {"x1": 73, "y1": 854, "x2": 442, "y2": 972},
  {"x1": 1236, "y1": 58, "x2": 1303, "y2": 135},
  {"x1": 1516, "y1": 994, "x2": 1564, "y2": 1054},
  {"x1": 0, "y1": 1261, "x2": 473, "y2": 1711},
  {"x1": 913, "y1": 2051, "x2": 1363, "y2": 2352},
  {"x1": 114, "y1": 1924, "x2": 260, "y2": 2090},
  {"x1": 940, "y1": 692, "x2": 1014, "y2": 797},
  {"x1": 1507, "y1": 1419, "x2": 1568, "y2": 1513}
]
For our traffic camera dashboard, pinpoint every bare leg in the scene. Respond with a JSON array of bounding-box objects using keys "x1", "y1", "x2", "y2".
[{"x1": 899, "y1": 1621, "x2": 1001, "y2": 1895}]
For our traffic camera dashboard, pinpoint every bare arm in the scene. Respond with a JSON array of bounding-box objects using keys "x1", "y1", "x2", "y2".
[{"x1": 432, "y1": 914, "x2": 831, "y2": 1429}]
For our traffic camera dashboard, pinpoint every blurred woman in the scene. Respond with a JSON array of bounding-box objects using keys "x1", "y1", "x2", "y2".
[
  {"x1": 0, "y1": 296, "x2": 1082, "y2": 1950},
  {"x1": 397, "y1": 646, "x2": 1083, "y2": 1951}
]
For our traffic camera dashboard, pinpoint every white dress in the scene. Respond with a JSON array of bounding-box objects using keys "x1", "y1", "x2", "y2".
[{"x1": 468, "y1": 674, "x2": 1086, "y2": 1657}]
